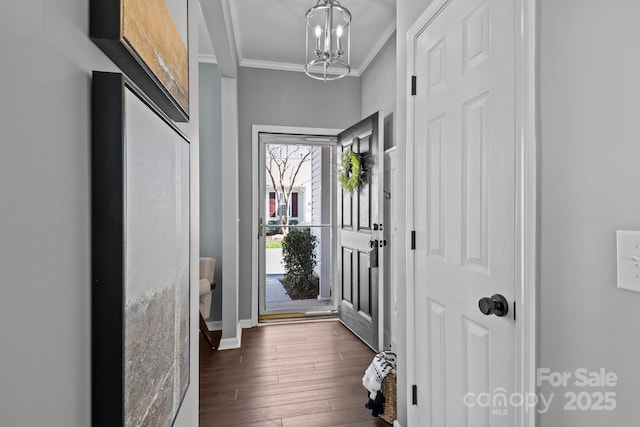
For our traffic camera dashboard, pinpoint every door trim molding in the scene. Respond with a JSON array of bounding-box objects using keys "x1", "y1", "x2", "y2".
[
  {"x1": 514, "y1": 2, "x2": 538, "y2": 426},
  {"x1": 404, "y1": 0, "x2": 538, "y2": 426},
  {"x1": 251, "y1": 124, "x2": 342, "y2": 327}
]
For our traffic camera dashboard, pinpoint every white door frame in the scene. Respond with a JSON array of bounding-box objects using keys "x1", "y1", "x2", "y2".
[
  {"x1": 251, "y1": 124, "x2": 343, "y2": 326},
  {"x1": 405, "y1": 0, "x2": 538, "y2": 426},
  {"x1": 384, "y1": 146, "x2": 398, "y2": 351}
]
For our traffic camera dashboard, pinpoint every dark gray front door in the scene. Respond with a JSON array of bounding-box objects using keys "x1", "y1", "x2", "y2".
[{"x1": 337, "y1": 111, "x2": 384, "y2": 350}]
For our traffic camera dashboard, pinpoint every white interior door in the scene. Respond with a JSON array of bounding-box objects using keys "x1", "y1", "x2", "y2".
[{"x1": 410, "y1": 0, "x2": 518, "y2": 425}]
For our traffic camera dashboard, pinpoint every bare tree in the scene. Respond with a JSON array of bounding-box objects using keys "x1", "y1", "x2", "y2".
[{"x1": 266, "y1": 144, "x2": 311, "y2": 234}]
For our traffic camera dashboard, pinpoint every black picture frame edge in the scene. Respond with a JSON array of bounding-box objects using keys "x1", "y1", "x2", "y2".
[
  {"x1": 90, "y1": 0, "x2": 190, "y2": 123},
  {"x1": 91, "y1": 71, "x2": 125, "y2": 426},
  {"x1": 91, "y1": 71, "x2": 191, "y2": 427}
]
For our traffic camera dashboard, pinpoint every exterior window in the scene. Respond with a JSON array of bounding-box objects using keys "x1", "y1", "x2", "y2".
[
  {"x1": 291, "y1": 192, "x2": 298, "y2": 217},
  {"x1": 268, "y1": 191, "x2": 299, "y2": 218},
  {"x1": 269, "y1": 192, "x2": 276, "y2": 217}
]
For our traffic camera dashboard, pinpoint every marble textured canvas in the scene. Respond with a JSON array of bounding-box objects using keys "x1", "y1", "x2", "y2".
[{"x1": 91, "y1": 72, "x2": 190, "y2": 426}]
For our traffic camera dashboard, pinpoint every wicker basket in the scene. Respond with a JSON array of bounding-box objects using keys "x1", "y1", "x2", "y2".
[{"x1": 379, "y1": 370, "x2": 397, "y2": 424}]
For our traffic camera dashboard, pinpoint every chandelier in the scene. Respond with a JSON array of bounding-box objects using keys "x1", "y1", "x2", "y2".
[{"x1": 304, "y1": 0, "x2": 351, "y2": 81}]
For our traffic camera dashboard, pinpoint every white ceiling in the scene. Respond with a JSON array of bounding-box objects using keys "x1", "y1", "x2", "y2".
[{"x1": 198, "y1": 0, "x2": 396, "y2": 76}]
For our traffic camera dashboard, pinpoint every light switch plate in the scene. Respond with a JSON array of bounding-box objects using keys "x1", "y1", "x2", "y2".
[{"x1": 616, "y1": 230, "x2": 640, "y2": 292}]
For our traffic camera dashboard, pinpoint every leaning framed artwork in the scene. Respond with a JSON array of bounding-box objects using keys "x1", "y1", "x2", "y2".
[
  {"x1": 91, "y1": 71, "x2": 190, "y2": 426},
  {"x1": 90, "y1": 0, "x2": 189, "y2": 122}
]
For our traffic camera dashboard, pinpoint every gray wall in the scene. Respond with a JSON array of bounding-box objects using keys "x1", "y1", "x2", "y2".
[
  {"x1": 539, "y1": 0, "x2": 640, "y2": 424},
  {"x1": 360, "y1": 31, "x2": 397, "y2": 351},
  {"x1": 0, "y1": 1, "x2": 200, "y2": 425},
  {"x1": 237, "y1": 67, "x2": 361, "y2": 320},
  {"x1": 199, "y1": 62, "x2": 223, "y2": 321},
  {"x1": 361, "y1": 31, "x2": 397, "y2": 151}
]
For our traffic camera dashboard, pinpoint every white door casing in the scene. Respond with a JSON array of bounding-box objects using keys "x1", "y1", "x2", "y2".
[
  {"x1": 256, "y1": 132, "x2": 338, "y2": 317},
  {"x1": 384, "y1": 147, "x2": 398, "y2": 351},
  {"x1": 251, "y1": 118, "x2": 386, "y2": 353},
  {"x1": 251, "y1": 125, "x2": 341, "y2": 325},
  {"x1": 406, "y1": 0, "x2": 537, "y2": 426}
]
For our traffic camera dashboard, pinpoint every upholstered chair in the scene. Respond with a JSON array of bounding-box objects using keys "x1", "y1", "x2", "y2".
[{"x1": 199, "y1": 257, "x2": 215, "y2": 319}]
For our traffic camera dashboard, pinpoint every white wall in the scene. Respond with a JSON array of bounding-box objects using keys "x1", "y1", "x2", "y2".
[
  {"x1": 0, "y1": 1, "x2": 200, "y2": 425},
  {"x1": 237, "y1": 67, "x2": 361, "y2": 320},
  {"x1": 539, "y1": 0, "x2": 640, "y2": 424},
  {"x1": 199, "y1": 62, "x2": 223, "y2": 321}
]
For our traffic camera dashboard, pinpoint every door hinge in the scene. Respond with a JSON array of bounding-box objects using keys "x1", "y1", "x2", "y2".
[
  {"x1": 412, "y1": 384, "x2": 418, "y2": 405},
  {"x1": 410, "y1": 230, "x2": 416, "y2": 250},
  {"x1": 411, "y1": 75, "x2": 417, "y2": 96}
]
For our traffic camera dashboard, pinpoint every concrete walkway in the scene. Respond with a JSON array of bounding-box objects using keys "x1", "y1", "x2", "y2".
[
  {"x1": 265, "y1": 248, "x2": 285, "y2": 274},
  {"x1": 264, "y1": 248, "x2": 333, "y2": 311},
  {"x1": 265, "y1": 274, "x2": 333, "y2": 311}
]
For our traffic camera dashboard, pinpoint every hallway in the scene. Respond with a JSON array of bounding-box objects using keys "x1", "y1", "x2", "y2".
[{"x1": 199, "y1": 320, "x2": 390, "y2": 426}]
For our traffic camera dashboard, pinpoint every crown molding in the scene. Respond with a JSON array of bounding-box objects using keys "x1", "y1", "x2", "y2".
[
  {"x1": 240, "y1": 59, "x2": 305, "y2": 73},
  {"x1": 198, "y1": 54, "x2": 218, "y2": 64},
  {"x1": 358, "y1": 22, "x2": 396, "y2": 76},
  {"x1": 239, "y1": 58, "x2": 361, "y2": 77}
]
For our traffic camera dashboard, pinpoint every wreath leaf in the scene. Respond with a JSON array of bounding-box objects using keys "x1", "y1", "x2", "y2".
[{"x1": 338, "y1": 149, "x2": 364, "y2": 196}]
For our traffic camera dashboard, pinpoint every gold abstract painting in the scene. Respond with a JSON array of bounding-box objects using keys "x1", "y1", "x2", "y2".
[{"x1": 122, "y1": 0, "x2": 188, "y2": 115}]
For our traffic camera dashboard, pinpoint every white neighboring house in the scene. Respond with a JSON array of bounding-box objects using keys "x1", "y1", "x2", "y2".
[
  {"x1": 264, "y1": 145, "x2": 314, "y2": 228},
  {"x1": 265, "y1": 186, "x2": 308, "y2": 226}
]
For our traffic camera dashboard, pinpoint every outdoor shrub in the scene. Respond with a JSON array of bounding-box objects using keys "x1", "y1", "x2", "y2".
[{"x1": 281, "y1": 229, "x2": 317, "y2": 292}]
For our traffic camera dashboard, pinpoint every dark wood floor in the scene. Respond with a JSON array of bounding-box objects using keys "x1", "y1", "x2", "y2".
[{"x1": 199, "y1": 319, "x2": 390, "y2": 427}]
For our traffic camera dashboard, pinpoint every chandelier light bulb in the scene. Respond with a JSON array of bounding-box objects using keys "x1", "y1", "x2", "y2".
[
  {"x1": 336, "y1": 25, "x2": 343, "y2": 53},
  {"x1": 315, "y1": 25, "x2": 322, "y2": 51}
]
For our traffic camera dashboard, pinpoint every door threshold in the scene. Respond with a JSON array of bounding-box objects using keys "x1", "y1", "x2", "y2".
[{"x1": 259, "y1": 310, "x2": 337, "y2": 323}]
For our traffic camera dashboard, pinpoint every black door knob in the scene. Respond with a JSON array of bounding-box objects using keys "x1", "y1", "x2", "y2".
[{"x1": 478, "y1": 294, "x2": 509, "y2": 317}]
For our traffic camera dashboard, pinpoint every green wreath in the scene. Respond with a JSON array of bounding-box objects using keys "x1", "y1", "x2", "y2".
[{"x1": 338, "y1": 149, "x2": 364, "y2": 196}]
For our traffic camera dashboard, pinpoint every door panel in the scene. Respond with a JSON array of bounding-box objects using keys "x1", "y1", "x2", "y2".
[
  {"x1": 412, "y1": 0, "x2": 516, "y2": 425},
  {"x1": 342, "y1": 192, "x2": 352, "y2": 227},
  {"x1": 337, "y1": 112, "x2": 384, "y2": 350},
  {"x1": 358, "y1": 252, "x2": 371, "y2": 315},
  {"x1": 342, "y1": 248, "x2": 353, "y2": 303}
]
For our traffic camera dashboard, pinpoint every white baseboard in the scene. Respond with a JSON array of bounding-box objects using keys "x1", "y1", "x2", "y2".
[
  {"x1": 218, "y1": 336, "x2": 240, "y2": 350},
  {"x1": 205, "y1": 318, "x2": 251, "y2": 332},
  {"x1": 205, "y1": 320, "x2": 222, "y2": 331},
  {"x1": 215, "y1": 319, "x2": 252, "y2": 351},
  {"x1": 218, "y1": 323, "x2": 242, "y2": 350}
]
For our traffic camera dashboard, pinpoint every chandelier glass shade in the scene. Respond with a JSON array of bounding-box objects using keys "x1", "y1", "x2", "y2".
[{"x1": 305, "y1": 0, "x2": 351, "y2": 81}]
